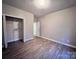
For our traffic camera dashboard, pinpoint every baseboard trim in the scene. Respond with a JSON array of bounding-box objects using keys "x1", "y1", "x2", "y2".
[
  {"x1": 7, "y1": 39, "x2": 19, "y2": 43},
  {"x1": 37, "y1": 36, "x2": 76, "y2": 48},
  {"x1": 24, "y1": 38, "x2": 33, "y2": 42}
]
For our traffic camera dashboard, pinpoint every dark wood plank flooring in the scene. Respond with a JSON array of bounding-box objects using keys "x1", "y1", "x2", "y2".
[{"x1": 2, "y1": 37, "x2": 76, "y2": 59}]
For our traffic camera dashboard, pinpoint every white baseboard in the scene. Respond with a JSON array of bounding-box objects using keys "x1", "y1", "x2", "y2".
[
  {"x1": 24, "y1": 38, "x2": 33, "y2": 42},
  {"x1": 7, "y1": 38, "x2": 20, "y2": 43},
  {"x1": 7, "y1": 39, "x2": 20, "y2": 43},
  {"x1": 37, "y1": 36, "x2": 76, "y2": 48}
]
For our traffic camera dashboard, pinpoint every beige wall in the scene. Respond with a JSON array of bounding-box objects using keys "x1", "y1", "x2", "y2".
[
  {"x1": 3, "y1": 3, "x2": 34, "y2": 42},
  {"x1": 39, "y1": 6, "x2": 76, "y2": 47}
]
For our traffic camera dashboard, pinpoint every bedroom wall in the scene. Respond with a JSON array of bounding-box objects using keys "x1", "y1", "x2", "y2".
[
  {"x1": 38, "y1": 6, "x2": 76, "y2": 47},
  {"x1": 2, "y1": 3, "x2": 34, "y2": 42}
]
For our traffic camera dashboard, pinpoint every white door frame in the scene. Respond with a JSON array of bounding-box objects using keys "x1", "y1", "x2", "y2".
[
  {"x1": 33, "y1": 21, "x2": 40, "y2": 36},
  {"x1": 2, "y1": 14, "x2": 24, "y2": 48},
  {"x1": 3, "y1": 14, "x2": 8, "y2": 48}
]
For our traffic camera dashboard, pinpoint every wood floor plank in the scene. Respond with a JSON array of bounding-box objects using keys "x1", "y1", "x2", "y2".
[{"x1": 3, "y1": 37, "x2": 76, "y2": 59}]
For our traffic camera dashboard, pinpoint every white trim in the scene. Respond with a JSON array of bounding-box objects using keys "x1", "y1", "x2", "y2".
[
  {"x1": 3, "y1": 15, "x2": 8, "y2": 48},
  {"x1": 24, "y1": 38, "x2": 33, "y2": 42},
  {"x1": 7, "y1": 39, "x2": 20, "y2": 43},
  {"x1": 37, "y1": 36, "x2": 76, "y2": 48},
  {"x1": 3, "y1": 14, "x2": 25, "y2": 44},
  {"x1": 2, "y1": 14, "x2": 23, "y2": 19}
]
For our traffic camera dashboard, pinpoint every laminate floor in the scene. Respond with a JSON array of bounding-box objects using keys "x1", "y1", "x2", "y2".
[{"x1": 2, "y1": 37, "x2": 76, "y2": 59}]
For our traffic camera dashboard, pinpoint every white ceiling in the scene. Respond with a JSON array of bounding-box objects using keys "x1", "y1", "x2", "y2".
[{"x1": 3, "y1": 0, "x2": 76, "y2": 17}]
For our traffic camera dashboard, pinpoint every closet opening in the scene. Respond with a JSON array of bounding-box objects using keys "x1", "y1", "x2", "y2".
[{"x1": 2, "y1": 15, "x2": 24, "y2": 48}]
